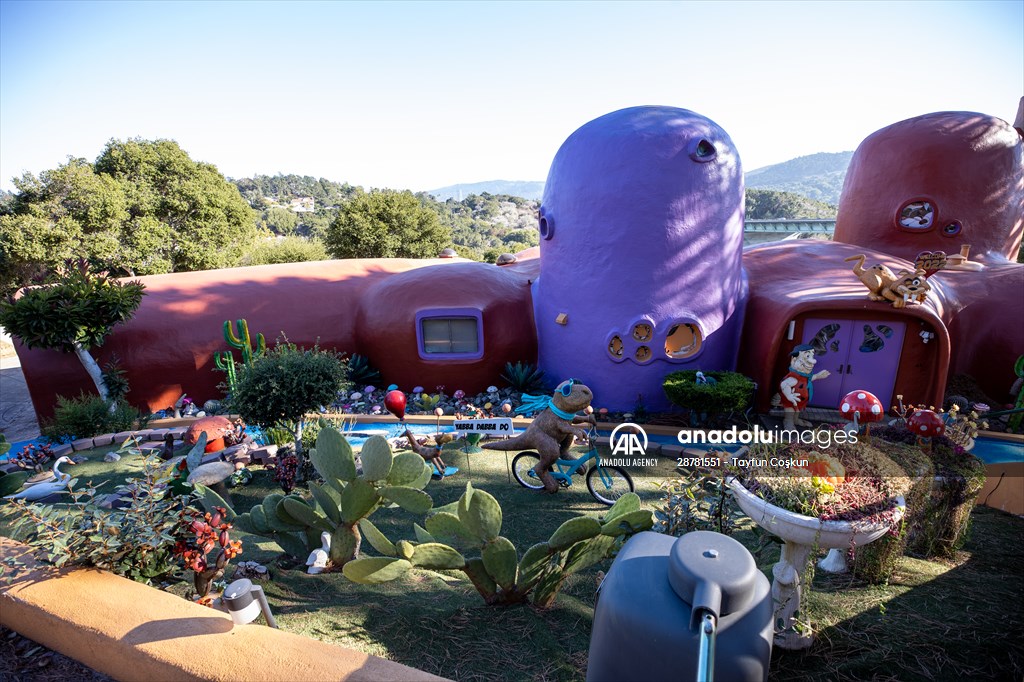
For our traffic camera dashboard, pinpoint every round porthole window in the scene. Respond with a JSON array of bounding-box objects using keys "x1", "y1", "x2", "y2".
[
  {"x1": 688, "y1": 137, "x2": 717, "y2": 163},
  {"x1": 896, "y1": 199, "x2": 936, "y2": 231},
  {"x1": 632, "y1": 323, "x2": 653, "y2": 342},
  {"x1": 942, "y1": 220, "x2": 962, "y2": 237},
  {"x1": 538, "y1": 209, "x2": 554, "y2": 240},
  {"x1": 665, "y1": 323, "x2": 703, "y2": 359},
  {"x1": 635, "y1": 346, "x2": 651, "y2": 362},
  {"x1": 608, "y1": 335, "x2": 624, "y2": 358}
]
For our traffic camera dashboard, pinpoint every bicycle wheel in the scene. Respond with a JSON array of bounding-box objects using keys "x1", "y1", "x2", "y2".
[
  {"x1": 511, "y1": 451, "x2": 545, "y2": 490},
  {"x1": 586, "y1": 466, "x2": 634, "y2": 505}
]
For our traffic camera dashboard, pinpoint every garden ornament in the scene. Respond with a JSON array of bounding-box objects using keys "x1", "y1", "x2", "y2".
[
  {"x1": 403, "y1": 429, "x2": 457, "y2": 478},
  {"x1": 184, "y1": 416, "x2": 235, "y2": 452},
  {"x1": 3, "y1": 456, "x2": 75, "y2": 501},
  {"x1": 222, "y1": 578, "x2": 278, "y2": 628},
  {"x1": 481, "y1": 379, "x2": 596, "y2": 493},
  {"x1": 384, "y1": 390, "x2": 407, "y2": 420},
  {"x1": 780, "y1": 345, "x2": 830, "y2": 431},
  {"x1": 907, "y1": 408, "x2": 945, "y2": 451},
  {"x1": 839, "y1": 390, "x2": 884, "y2": 441},
  {"x1": 845, "y1": 254, "x2": 931, "y2": 308},
  {"x1": 306, "y1": 531, "x2": 331, "y2": 574}
]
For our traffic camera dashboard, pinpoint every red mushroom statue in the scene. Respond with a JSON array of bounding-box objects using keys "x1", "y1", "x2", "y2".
[
  {"x1": 839, "y1": 390, "x2": 885, "y2": 442},
  {"x1": 907, "y1": 408, "x2": 946, "y2": 452},
  {"x1": 184, "y1": 416, "x2": 235, "y2": 453}
]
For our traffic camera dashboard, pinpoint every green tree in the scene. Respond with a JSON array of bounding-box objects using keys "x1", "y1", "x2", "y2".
[
  {"x1": 95, "y1": 138, "x2": 258, "y2": 272},
  {"x1": 325, "y1": 189, "x2": 450, "y2": 259},
  {"x1": 0, "y1": 261, "x2": 145, "y2": 406},
  {"x1": 229, "y1": 341, "x2": 349, "y2": 454},
  {"x1": 1, "y1": 139, "x2": 258, "y2": 295}
]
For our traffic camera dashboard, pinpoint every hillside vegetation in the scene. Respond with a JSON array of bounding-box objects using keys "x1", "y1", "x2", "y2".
[{"x1": 745, "y1": 151, "x2": 852, "y2": 205}]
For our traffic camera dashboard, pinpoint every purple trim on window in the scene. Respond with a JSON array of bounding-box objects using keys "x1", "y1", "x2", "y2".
[{"x1": 415, "y1": 308, "x2": 484, "y2": 361}]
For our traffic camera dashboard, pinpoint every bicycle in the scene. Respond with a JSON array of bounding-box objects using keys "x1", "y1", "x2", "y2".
[{"x1": 510, "y1": 427, "x2": 634, "y2": 505}]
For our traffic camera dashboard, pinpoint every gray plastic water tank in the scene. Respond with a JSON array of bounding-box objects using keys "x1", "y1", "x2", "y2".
[{"x1": 587, "y1": 531, "x2": 772, "y2": 682}]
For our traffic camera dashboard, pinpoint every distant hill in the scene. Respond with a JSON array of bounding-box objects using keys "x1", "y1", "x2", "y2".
[
  {"x1": 426, "y1": 180, "x2": 544, "y2": 202},
  {"x1": 427, "y1": 152, "x2": 852, "y2": 206},
  {"x1": 745, "y1": 151, "x2": 853, "y2": 205}
]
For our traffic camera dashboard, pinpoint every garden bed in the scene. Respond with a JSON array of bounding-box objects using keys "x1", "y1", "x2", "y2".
[{"x1": 2, "y1": 436, "x2": 1023, "y2": 681}]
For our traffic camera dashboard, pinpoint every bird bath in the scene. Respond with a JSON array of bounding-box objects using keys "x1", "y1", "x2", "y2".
[{"x1": 726, "y1": 476, "x2": 905, "y2": 650}]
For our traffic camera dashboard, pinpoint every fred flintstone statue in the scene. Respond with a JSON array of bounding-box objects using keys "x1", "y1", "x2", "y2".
[{"x1": 780, "y1": 344, "x2": 830, "y2": 431}]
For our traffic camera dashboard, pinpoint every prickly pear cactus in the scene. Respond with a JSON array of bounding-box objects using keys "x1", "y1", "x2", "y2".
[
  {"x1": 343, "y1": 483, "x2": 654, "y2": 608},
  {"x1": 238, "y1": 427, "x2": 433, "y2": 568}
]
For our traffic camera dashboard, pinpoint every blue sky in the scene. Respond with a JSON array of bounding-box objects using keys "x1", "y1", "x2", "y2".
[{"x1": 1, "y1": 0, "x2": 1021, "y2": 193}]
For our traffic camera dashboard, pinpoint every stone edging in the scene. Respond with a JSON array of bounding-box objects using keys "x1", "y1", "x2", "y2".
[{"x1": 0, "y1": 538, "x2": 448, "y2": 682}]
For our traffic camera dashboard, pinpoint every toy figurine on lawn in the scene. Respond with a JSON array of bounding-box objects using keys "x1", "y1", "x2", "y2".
[
  {"x1": 779, "y1": 345, "x2": 830, "y2": 431},
  {"x1": 482, "y1": 378, "x2": 597, "y2": 494}
]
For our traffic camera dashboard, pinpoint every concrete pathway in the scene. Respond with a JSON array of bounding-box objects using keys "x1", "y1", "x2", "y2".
[{"x1": 0, "y1": 352, "x2": 41, "y2": 443}]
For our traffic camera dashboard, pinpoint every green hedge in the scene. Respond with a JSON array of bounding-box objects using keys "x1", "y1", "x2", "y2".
[{"x1": 662, "y1": 370, "x2": 755, "y2": 414}]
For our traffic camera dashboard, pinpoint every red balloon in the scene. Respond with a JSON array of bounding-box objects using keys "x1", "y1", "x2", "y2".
[{"x1": 384, "y1": 390, "x2": 407, "y2": 420}]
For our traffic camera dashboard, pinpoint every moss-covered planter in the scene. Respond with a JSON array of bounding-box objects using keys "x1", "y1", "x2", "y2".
[
  {"x1": 851, "y1": 438, "x2": 934, "y2": 583},
  {"x1": 872, "y1": 426, "x2": 986, "y2": 560}
]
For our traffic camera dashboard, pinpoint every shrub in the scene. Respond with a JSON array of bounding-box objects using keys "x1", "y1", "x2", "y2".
[
  {"x1": 229, "y1": 341, "x2": 349, "y2": 453},
  {"x1": 6, "y1": 456, "x2": 193, "y2": 583},
  {"x1": 239, "y1": 236, "x2": 328, "y2": 266},
  {"x1": 347, "y1": 353, "x2": 382, "y2": 386},
  {"x1": 344, "y1": 484, "x2": 654, "y2": 608},
  {"x1": 501, "y1": 361, "x2": 546, "y2": 393},
  {"x1": 41, "y1": 393, "x2": 144, "y2": 443},
  {"x1": 662, "y1": 370, "x2": 755, "y2": 414}
]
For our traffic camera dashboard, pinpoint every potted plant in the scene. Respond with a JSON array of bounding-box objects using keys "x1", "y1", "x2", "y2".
[{"x1": 726, "y1": 438, "x2": 909, "y2": 649}]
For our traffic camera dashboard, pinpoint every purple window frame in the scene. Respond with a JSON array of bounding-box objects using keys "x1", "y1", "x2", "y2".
[{"x1": 415, "y1": 308, "x2": 484, "y2": 361}]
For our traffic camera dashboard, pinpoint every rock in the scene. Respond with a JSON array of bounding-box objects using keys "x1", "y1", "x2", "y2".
[
  {"x1": 104, "y1": 452, "x2": 121, "y2": 463},
  {"x1": 187, "y1": 461, "x2": 236, "y2": 486},
  {"x1": 249, "y1": 445, "x2": 278, "y2": 464},
  {"x1": 195, "y1": 411, "x2": 207, "y2": 418},
  {"x1": 71, "y1": 438, "x2": 94, "y2": 452},
  {"x1": 93, "y1": 434, "x2": 115, "y2": 447}
]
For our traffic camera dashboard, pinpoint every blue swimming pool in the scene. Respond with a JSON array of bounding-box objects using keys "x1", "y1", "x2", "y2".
[{"x1": 3, "y1": 427, "x2": 1021, "y2": 464}]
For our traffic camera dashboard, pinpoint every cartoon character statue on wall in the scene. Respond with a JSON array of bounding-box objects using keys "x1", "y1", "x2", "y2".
[
  {"x1": 780, "y1": 344, "x2": 830, "y2": 431},
  {"x1": 845, "y1": 255, "x2": 931, "y2": 308},
  {"x1": 482, "y1": 379, "x2": 596, "y2": 494}
]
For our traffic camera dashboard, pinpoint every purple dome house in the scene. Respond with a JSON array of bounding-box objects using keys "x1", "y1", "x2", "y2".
[{"x1": 533, "y1": 106, "x2": 749, "y2": 411}]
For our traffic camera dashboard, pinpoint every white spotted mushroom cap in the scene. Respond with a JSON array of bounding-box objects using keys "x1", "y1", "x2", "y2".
[{"x1": 840, "y1": 390, "x2": 885, "y2": 422}]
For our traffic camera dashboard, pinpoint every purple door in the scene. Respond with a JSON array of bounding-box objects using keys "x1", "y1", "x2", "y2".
[{"x1": 801, "y1": 319, "x2": 905, "y2": 410}]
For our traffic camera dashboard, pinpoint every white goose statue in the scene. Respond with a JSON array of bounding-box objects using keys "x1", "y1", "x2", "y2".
[
  {"x1": 4, "y1": 456, "x2": 76, "y2": 502},
  {"x1": 306, "y1": 531, "x2": 331, "y2": 574}
]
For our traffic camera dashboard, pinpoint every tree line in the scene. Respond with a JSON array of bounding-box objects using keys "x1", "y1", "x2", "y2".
[{"x1": 0, "y1": 138, "x2": 841, "y2": 296}]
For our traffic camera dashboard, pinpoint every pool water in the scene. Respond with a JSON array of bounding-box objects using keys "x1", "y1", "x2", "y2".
[{"x1": 3, "y1": 427, "x2": 1021, "y2": 464}]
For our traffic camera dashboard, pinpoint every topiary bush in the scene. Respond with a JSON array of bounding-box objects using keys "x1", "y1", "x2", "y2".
[
  {"x1": 41, "y1": 393, "x2": 145, "y2": 443},
  {"x1": 872, "y1": 424, "x2": 986, "y2": 559},
  {"x1": 662, "y1": 370, "x2": 755, "y2": 415},
  {"x1": 851, "y1": 438, "x2": 934, "y2": 583},
  {"x1": 229, "y1": 340, "x2": 349, "y2": 454}
]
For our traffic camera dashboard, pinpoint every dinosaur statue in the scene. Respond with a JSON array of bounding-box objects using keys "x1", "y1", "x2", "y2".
[{"x1": 482, "y1": 379, "x2": 596, "y2": 493}]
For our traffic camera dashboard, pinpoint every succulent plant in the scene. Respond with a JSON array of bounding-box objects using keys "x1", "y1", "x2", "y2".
[
  {"x1": 416, "y1": 393, "x2": 442, "y2": 411},
  {"x1": 347, "y1": 353, "x2": 382, "y2": 386},
  {"x1": 343, "y1": 483, "x2": 653, "y2": 608},
  {"x1": 500, "y1": 361, "x2": 546, "y2": 394},
  {"x1": 234, "y1": 427, "x2": 433, "y2": 568}
]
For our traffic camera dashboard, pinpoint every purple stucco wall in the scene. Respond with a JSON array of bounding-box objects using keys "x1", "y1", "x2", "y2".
[{"x1": 534, "y1": 106, "x2": 748, "y2": 411}]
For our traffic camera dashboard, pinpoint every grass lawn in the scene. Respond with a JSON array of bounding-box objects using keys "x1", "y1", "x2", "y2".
[{"x1": 3, "y1": 442, "x2": 1023, "y2": 681}]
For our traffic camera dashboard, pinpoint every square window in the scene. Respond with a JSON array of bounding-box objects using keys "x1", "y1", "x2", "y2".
[{"x1": 416, "y1": 309, "x2": 484, "y2": 360}]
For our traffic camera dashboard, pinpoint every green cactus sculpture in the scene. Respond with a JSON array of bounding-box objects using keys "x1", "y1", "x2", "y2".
[
  {"x1": 214, "y1": 319, "x2": 266, "y2": 394},
  {"x1": 213, "y1": 351, "x2": 238, "y2": 393},
  {"x1": 224, "y1": 318, "x2": 266, "y2": 365},
  {"x1": 234, "y1": 427, "x2": 433, "y2": 568},
  {"x1": 1010, "y1": 354, "x2": 1024, "y2": 433},
  {"x1": 343, "y1": 483, "x2": 654, "y2": 608}
]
